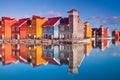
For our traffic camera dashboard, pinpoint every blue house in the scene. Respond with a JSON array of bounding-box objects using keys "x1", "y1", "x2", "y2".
[{"x1": 42, "y1": 17, "x2": 61, "y2": 39}]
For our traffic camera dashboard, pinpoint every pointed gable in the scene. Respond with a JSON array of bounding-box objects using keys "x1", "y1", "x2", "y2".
[
  {"x1": 43, "y1": 17, "x2": 61, "y2": 27},
  {"x1": 59, "y1": 17, "x2": 69, "y2": 26}
]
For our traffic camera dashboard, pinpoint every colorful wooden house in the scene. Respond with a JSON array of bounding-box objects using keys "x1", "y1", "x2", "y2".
[
  {"x1": 99, "y1": 25, "x2": 109, "y2": 38},
  {"x1": 1, "y1": 17, "x2": 17, "y2": 40},
  {"x1": 84, "y1": 22, "x2": 92, "y2": 38},
  {"x1": 28, "y1": 15, "x2": 47, "y2": 39},
  {"x1": 92, "y1": 26, "x2": 109, "y2": 38},
  {"x1": 19, "y1": 18, "x2": 30, "y2": 39},
  {"x1": 42, "y1": 17, "x2": 61, "y2": 39},
  {"x1": 11, "y1": 21, "x2": 19, "y2": 39}
]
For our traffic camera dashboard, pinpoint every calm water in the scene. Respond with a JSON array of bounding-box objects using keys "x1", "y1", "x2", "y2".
[{"x1": 0, "y1": 39, "x2": 120, "y2": 80}]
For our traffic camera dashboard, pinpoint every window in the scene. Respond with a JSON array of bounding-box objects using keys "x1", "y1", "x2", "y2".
[
  {"x1": 2, "y1": 27, "x2": 4, "y2": 31},
  {"x1": 32, "y1": 26, "x2": 36, "y2": 31},
  {"x1": 16, "y1": 27, "x2": 19, "y2": 31}
]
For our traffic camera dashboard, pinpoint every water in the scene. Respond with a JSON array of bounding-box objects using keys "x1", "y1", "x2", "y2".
[{"x1": 0, "y1": 39, "x2": 120, "y2": 80}]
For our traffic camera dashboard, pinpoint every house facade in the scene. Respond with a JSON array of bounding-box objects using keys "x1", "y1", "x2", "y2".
[
  {"x1": 43, "y1": 44, "x2": 60, "y2": 65},
  {"x1": 58, "y1": 18, "x2": 71, "y2": 39},
  {"x1": 19, "y1": 18, "x2": 30, "y2": 39},
  {"x1": 59, "y1": 9, "x2": 85, "y2": 40},
  {"x1": 28, "y1": 15, "x2": 47, "y2": 39},
  {"x1": 92, "y1": 26, "x2": 109, "y2": 38},
  {"x1": 42, "y1": 17, "x2": 61, "y2": 39},
  {"x1": 84, "y1": 22, "x2": 92, "y2": 38},
  {"x1": 1, "y1": 17, "x2": 17, "y2": 40}
]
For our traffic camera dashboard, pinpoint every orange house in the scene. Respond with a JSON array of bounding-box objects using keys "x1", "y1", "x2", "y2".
[
  {"x1": 2, "y1": 44, "x2": 18, "y2": 65},
  {"x1": 1, "y1": 17, "x2": 17, "y2": 40}
]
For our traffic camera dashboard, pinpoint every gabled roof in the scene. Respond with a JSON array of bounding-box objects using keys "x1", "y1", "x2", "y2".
[
  {"x1": 12, "y1": 18, "x2": 30, "y2": 27},
  {"x1": 42, "y1": 17, "x2": 61, "y2": 27},
  {"x1": 59, "y1": 17, "x2": 69, "y2": 26},
  {"x1": 44, "y1": 57, "x2": 60, "y2": 65},
  {"x1": 32, "y1": 15, "x2": 41, "y2": 19},
  {"x1": 2, "y1": 16, "x2": 15, "y2": 20}
]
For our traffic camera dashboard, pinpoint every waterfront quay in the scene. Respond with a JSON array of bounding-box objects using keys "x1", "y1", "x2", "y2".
[{"x1": 0, "y1": 36, "x2": 115, "y2": 45}]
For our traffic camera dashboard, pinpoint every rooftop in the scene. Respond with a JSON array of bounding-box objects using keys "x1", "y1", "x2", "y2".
[
  {"x1": 59, "y1": 17, "x2": 69, "y2": 26},
  {"x1": 43, "y1": 17, "x2": 61, "y2": 27}
]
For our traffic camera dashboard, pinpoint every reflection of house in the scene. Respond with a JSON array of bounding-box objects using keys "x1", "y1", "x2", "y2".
[
  {"x1": 43, "y1": 44, "x2": 60, "y2": 65},
  {"x1": 28, "y1": 15, "x2": 47, "y2": 39},
  {"x1": 19, "y1": 44, "x2": 29, "y2": 63},
  {"x1": 99, "y1": 40, "x2": 109, "y2": 51},
  {"x1": 84, "y1": 22, "x2": 92, "y2": 38},
  {"x1": 42, "y1": 17, "x2": 61, "y2": 39},
  {"x1": 1, "y1": 17, "x2": 17, "y2": 39},
  {"x1": 68, "y1": 44, "x2": 85, "y2": 74},
  {"x1": 28, "y1": 44, "x2": 48, "y2": 67},
  {"x1": 59, "y1": 44, "x2": 70, "y2": 65},
  {"x1": 112, "y1": 29, "x2": 119, "y2": 39},
  {"x1": 59, "y1": 9, "x2": 85, "y2": 40},
  {"x1": 12, "y1": 44, "x2": 20, "y2": 58},
  {"x1": 59, "y1": 44, "x2": 85, "y2": 74},
  {"x1": 112, "y1": 38, "x2": 119, "y2": 45},
  {"x1": 84, "y1": 42, "x2": 92, "y2": 56},
  {"x1": 92, "y1": 40, "x2": 109, "y2": 51},
  {"x1": 0, "y1": 44, "x2": 4, "y2": 63},
  {"x1": 2, "y1": 44, "x2": 18, "y2": 65}
]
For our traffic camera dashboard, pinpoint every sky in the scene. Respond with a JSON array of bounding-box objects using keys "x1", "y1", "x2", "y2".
[{"x1": 0, "y1": 0, "x2": 120, "y2": 30}]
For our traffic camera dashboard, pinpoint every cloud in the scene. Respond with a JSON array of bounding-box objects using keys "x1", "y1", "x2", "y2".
[
  {"x1": 47, "y1": 10, "x2": 62, "y2": 17},
  {"x1": 87, "y1": 16, "x2": 120, "y2": 25}
]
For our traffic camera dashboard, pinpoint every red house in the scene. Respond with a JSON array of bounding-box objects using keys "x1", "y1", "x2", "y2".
[
  {"x1": 18, "y1": 18, "x2": 30, "y2": 39},
  {"x1": 99, "y1": 25, "x2": 109, "y2": 38}
]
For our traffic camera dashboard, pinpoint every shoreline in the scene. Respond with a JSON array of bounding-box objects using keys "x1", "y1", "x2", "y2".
[{"x1": 0, "y1": 36, "x2": 115, "y2": 44}]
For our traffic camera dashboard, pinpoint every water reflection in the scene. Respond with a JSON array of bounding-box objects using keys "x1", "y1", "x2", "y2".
[{"x1": 0, "y1": 38, "x2": 119, "y2": 74}]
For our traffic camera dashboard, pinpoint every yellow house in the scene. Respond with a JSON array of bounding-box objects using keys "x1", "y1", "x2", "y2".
[
  {"x1": 84, "y1": 42, "x2": 92, "y2": 56},
  {"x1": 84, "y1": 22, "x2": 92, "y2": 38},
  {"x1": 28, "y1": 15, "x2": 47, "y2": 39}
]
